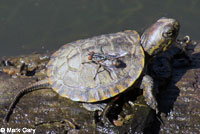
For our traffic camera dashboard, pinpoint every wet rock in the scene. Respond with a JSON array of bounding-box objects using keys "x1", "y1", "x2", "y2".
[
  {"x1": 0, "y1": 54, "x2": 50, "y2": 77},
  {"x1": 0, "y1": 39, "x2": 199, "y2": 133},
  {"x1": 0, "y1": 53, "x2": 154, "y2": 134}
]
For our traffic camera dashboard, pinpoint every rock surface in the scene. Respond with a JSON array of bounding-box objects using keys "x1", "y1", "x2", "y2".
[
  {"x1": 158, "y1": 41, "x2": 200, "y2": 134},
  {"x1": 0, "y1": 40, "x2": 199, "y2": 134},
  {"x1": 0, "y1": 53, "x2": 154, "y2": 134}
]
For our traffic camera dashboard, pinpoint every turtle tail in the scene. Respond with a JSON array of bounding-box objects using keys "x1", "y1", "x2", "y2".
[{"x1": 3, "y1": 78, "x2": 51, "y2": 123}]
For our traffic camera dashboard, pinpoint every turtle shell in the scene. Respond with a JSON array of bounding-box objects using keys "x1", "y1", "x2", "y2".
[{"x1": 47, "y1": 30, "x2": 145, "y2": 102}]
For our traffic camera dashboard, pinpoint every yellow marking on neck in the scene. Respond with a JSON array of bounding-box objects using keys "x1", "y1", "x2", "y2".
[
  {"x1": 163, "y1": 46, "x2": 168, "y2": 52},
  {"x1": 163, "y1": 40, "x2": 172, "y2": 51},
  {"x1": 149, "y1": 38, "x2": 165, "y2": 55}
]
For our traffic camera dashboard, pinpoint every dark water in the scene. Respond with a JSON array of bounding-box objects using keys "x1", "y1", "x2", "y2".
[{"x1": 0, "y1": 0, "x2": 199, "y2": 56}]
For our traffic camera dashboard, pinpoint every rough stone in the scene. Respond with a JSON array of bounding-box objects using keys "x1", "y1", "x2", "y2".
[{"x1": 0, "y1": 40, "x2": 199, "y2": 133}]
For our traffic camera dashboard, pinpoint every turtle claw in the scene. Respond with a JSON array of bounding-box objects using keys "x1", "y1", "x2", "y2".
[
  {"x1": 100, "y1": 96, "x2": 120, "y2": 125},
  {"x1": 100, "y1": 102, "x2": 113, "y2": 124},
  {"x1": 176, "y1": 35, "x2": 190, "y2": 45},
  {"x1": 101, "y1": 112, "x2": 110, "y2": 124}
]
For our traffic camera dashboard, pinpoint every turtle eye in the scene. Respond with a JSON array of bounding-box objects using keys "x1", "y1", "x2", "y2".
[
  {"x1": 162, "y1": 30, "x2": 173, "y2": 38},
  {"x1": 166, "y1": 30, "x2": 173, "y2": 36}
]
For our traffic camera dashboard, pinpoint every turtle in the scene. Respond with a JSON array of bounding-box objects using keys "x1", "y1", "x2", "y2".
[{"x1": 3, "y1": 17, "x2": 180, "y2": 123}]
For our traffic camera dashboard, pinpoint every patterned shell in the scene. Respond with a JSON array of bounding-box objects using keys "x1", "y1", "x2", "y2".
[{"x1": 47, "y1": 30, "x2": 145, "y2": 102}]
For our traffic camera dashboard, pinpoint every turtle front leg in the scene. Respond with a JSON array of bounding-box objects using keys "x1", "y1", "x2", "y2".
[{"x1": 140, "y1": 75, "x2": 158, "y2": 113}]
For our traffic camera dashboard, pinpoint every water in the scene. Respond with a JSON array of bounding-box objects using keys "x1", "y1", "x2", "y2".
[{"x1": 0, "y1": 0, "x2": 199, "y2": 56}]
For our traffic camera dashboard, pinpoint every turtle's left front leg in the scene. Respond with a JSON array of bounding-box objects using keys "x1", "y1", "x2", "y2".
[{"x1": 140, "y1": 75, "x2": 158, "y2": 113}]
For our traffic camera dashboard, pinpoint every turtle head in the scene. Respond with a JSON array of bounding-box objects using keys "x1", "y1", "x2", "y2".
[{"x1": 141, "y1": 17, "x2": 180, "y2": 56}]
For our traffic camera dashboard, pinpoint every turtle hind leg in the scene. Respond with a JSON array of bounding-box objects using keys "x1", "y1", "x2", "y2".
[
  {"x1": 140, "y1": 75, "x2": 158, "y2": 113},
  {"x1": 3, "y1": 78, "x2": 51, "y2": 123}
]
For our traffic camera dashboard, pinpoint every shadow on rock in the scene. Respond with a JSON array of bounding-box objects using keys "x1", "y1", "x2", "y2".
[{"x1": 146, "y1": 40, "x2": 200, "y2": 133}]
